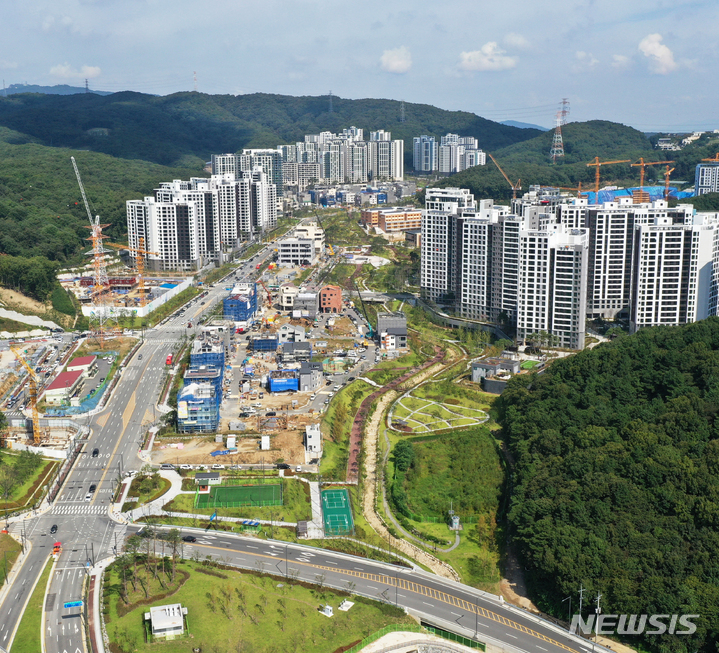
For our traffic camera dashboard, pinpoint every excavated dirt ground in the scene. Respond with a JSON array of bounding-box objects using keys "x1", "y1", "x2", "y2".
[{"x1": 151, "y1": 428, "x2": 306, "y2": 466}]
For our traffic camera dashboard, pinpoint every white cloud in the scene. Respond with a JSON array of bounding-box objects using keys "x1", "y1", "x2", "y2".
[
  {"x1": 0, "y1": 60, "x2": 17, "y2": 70},
  {"x1": 459, "y1": 43, "x2": 517, "y2": 72},
  {"x1": 638, "y1": 34, "x2": 678, "y2": 74},
  {"x1": 612, "y1": 54, "x2": 631, "y2": 69},
  {"x1": 504, "y1": 33, "x2": 529, "y2": 50},
  {"x1": 379, "y1": 46, "x2": 412, "y2": 74},
  {"x1": 49, "y1": 63, "x2": 102, "y2": 80},
  {"x1": 575, "y1": 51, "x2": 599, "y2": 68}
]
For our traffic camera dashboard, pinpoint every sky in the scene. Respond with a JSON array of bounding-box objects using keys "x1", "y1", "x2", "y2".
[{"x1": 1, "y1": 0, "x2": 717, "y2": 132}]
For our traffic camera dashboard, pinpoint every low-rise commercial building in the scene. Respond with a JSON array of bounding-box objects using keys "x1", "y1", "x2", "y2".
[
  {"x1": 294, "y1": 291, "x2": 318, "y2": 318},
  {"x1": 319, "y1": 285, "x2": 343, "y2": 313},
  {"x1": 279, "y1": 283, "x2": 299, "y2": 309},
  {"x1": 44, "y1": 370, "x2": 84, "y2": 406},
  {"x1": 299, "y1": 361, "x2": 323, "y2": 392},
  {"x1": 304, "y1": 423, "x2": 322, "y2": 454},
  {"x1": 66, "y1": 355, "x2": 98, "y2": 378},
  {"x1": 277, "y1": 237, "x2": 315, "y2": 267},
  {"x1": 377, "y1": 312, "x2": 408, "y2": 350}
]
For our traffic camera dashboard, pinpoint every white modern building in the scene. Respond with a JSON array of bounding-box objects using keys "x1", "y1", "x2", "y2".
[
  {"x1": 695, "y1": 162, "x2": 719, "y2": 196},
  {"x1": 277, "y1": 238, "x2": 315, "y2": 266},
  {"x1": 413, "y1": 135, "x2": 437, "y2": 172}
]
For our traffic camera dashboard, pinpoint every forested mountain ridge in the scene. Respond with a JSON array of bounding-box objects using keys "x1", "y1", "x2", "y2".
[
  {"x1": 438, "y1": 120, "x2": 717, "y2": 202},
  {"x1": 496, "y1": 319, "x2": 719, "y2": 653},
  {"x1": 0, "y1": 91, "x2": 540, "y2": 167}
]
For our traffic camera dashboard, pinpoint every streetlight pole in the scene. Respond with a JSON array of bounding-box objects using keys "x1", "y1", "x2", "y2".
[{"x1": 562, "y1": 595, "x2": 572, "y2": 630}]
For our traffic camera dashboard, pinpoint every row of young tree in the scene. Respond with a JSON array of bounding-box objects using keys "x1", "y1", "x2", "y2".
[
  {"x1": 496, "y1": 318, "x2": 719, "y2": 653},
  {"x1": 117, "y1": 528, "x2": 184, "y2": 600}
]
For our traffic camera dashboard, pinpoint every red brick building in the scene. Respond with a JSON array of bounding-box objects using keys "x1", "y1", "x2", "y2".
[{"x1": 319, "y1": 285, "x2": 343, "y2": 313}]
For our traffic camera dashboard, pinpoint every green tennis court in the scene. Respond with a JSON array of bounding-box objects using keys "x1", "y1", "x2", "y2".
[
  {"x1": 322, "y1": 488, "x2": 354, "y2": 535},
  {"x1": 196, "y1": 483, "x2": 283, "y2": 508}
]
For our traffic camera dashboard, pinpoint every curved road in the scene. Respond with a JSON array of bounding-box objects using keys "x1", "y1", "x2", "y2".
[{"x1": 0, "y1": 242, "x2": 607, "y2": 653}]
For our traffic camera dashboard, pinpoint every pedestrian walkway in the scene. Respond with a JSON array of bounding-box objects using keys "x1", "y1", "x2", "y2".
[
  {"x1": 300, "y1": 479, "x2": 325, "y2": 539},
  {"x1": 50, "y1": 504, "x2": 107, "y2": 516}
]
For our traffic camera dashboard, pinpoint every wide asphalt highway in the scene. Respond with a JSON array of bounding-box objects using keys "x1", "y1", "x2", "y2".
[
  {"x1": 0, "y1": 238, "x2": 606, "y2": 653},
  {"x1": 126, "y1": 524, "x2": 604, "y2": 653},
  {"x1": 0, "y1": 245, "x2": 274, "y2": 653}
]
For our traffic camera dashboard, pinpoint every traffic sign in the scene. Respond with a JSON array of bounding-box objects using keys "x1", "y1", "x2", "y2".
[{"x1": 63, "y1": 601, "x2": 83, "y2": 608}]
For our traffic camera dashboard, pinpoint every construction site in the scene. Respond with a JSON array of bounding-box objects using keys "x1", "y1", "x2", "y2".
[{"x1": 0, "y1": 343, "x2": 84, "y2": 454}]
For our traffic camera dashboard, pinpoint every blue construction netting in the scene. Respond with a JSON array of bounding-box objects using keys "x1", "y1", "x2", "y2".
[{"x1": 581, "y1": 186, "x2": 694, "y2": 204}]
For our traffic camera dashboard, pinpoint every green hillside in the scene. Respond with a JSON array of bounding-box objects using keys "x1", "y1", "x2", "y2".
[
  {"x1": 0, "y1": 91, "x2": 540, "y2": 168},
  {"x1": 0, "y1": 128, "x2": 204, "y2": 262},
  {"x1": 436, "y1": 120, "x2": 716, "y2": 201},
  {"x1": 496, "y1": 319, "x2": 719, "y2": 653}
]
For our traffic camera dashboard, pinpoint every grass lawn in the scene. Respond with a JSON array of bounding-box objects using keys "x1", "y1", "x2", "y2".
[
  {"x1": 122, "y1": 477, "x2": 172, "y2": 511},
  {"x1": 163, "y1": 479, "x2": 312, "y2": 523},
  {"x1": 0, "y1": 455, "x2": 58, "y2": 511},
  {"x1": 104, "y1": 559, "x2": 413, "y2": 653},
  {"x1": 388, "y1": 427, "x2": 504, "y2": 590},
  {"x1": 520, "y1": 360, "x2": 540, "y2": 370},
  {"x1": 0, "y1": 532, "x2": 22, "y2": 585},
  {"x1": 11, "y1": 556, "x2": 53, "y2": 653}
]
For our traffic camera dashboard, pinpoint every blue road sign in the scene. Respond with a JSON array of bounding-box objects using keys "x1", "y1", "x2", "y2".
[
  {"x1": 210, "y1": 511, "x2": 217, "y2": 522},
  {"x1": 63, "y1": 601, "x2": 83, "y2": 608}
]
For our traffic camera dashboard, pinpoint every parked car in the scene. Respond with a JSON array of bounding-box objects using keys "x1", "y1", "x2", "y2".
[
  {"x1": 295, "y1": 466, "x2": 302, "y2": 472},
  {"x1": 276, "y1": 463, "x2": 290, "y2": 470},
  {"x1": 160, "y1": 463, "x2": 175, "y2": 470},
  {"x1": 84, "y1": 493, "x2": 92, "y2": 501},
  {"x1": 266, "y1": 411, "x2": 277, "y2": 417},
  {"x1": 89, "y1": 484, "x2": 97, "y2": 493},
  {"x1": 239, "y1": 412, "x2": 250, "y2": 418},
  {"x1": 211, "y1": 464, "x2": 225, "y2": 470},
  {"x1": 179, "y1": 464, "x2": 193, "y2": 470}
]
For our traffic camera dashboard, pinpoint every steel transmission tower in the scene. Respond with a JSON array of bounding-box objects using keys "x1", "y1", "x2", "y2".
[
  {"x1": 399, "y1": 100, "x2": 406, "y2": 123},
  {"x1": 328, "y1": 90, "x2": 333, "y2": 113},
  {"x1": 550, "y1": 98, "x2": 570, "y2": 163}
]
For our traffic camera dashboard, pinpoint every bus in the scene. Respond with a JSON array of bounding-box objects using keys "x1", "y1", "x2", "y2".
[{"x1": 166, "y1": 354, "x2": 173, "y2": 366}]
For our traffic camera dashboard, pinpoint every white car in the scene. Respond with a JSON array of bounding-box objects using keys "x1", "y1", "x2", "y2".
[
  {"x1": 295, "y1": 466, "x2": 302, "y2": 472},
  {"x1": 211, "y1": 464, "x2": 225, "y2": 470},
  {"x1": 84, "y1": 493, "x2": 92, "y2": 501},
  {"x1": 179, "y1": 464, "x2": 193, "y2": 470}
]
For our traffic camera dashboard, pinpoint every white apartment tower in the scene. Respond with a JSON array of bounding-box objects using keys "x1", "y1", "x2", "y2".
[
  {"x1": 516, "y1": 225, "x2": 589, "y2": 350},
  {"x1": 413, "y1": 136, "x2": 438, "y2": 172}
]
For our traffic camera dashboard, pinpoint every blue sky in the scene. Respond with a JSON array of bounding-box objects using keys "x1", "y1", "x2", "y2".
[{"x1": 1, "y1": 0, "x2": 716, "y2": 132}]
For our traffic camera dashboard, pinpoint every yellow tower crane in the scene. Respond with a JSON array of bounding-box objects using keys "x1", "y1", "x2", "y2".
[
  {"x1": 630, "y1": 158, "x2": 674, "y2": 203},
  {"x1": 664, "y1": 165, "x2": 676, "y2": 200},
  {"x1": 10, "y1": 346, "x2": 44, "y2": 444},
  {"x1": 488, "y1": 153, "x2": 521, "y2": 200},
  {"x1": 104, "y1": 239, "x2": 159, "y2": 307},
  {"x1": 586, "y1": 157, "x2": 631, "y2": 200}
]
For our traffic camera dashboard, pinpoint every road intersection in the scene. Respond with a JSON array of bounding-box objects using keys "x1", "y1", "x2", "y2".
[{"x1": 0, "y1": 243, "x2": 609, "y2": 653}]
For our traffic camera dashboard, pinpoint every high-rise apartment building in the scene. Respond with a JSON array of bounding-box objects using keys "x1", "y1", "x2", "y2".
[
  {"x1": 695, "y1": 162, "x2": 719, "y2": 196},
  {"x1": 127, "y1": 170, "x2": 276, "y2": 271},
  {"x1": 421, "y1": 186, "x2": 719, "y2": 349},
  {"x1": 413, "y1": 136, "x2": 438, "y2": 172},
  {"x1": 240, "y1": 149, "x2": 284, "y2": 197}
]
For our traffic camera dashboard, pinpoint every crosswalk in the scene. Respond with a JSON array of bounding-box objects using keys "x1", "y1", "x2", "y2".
[{"x1": 50, "y1": 504, "x2": 108, "y2": 516}]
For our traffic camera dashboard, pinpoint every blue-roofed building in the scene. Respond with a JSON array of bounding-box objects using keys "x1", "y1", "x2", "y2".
[
  {"x1": 177, "y1": 382, "x2": 220, "y2": 433},
  {"x1": 224, "y1": 282, "x2": 258, "y2": 322}
]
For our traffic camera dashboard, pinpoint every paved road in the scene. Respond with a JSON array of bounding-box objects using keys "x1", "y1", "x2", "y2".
[
  {"x1": 0, "y1": 245, "x2": 275, "y2": 653},
  {"x1": 125, "y1": 523, "x2": 598, "y2": 653},
  {"x1": 0, "y1": 241, "x2": 608, "y2": 653}
]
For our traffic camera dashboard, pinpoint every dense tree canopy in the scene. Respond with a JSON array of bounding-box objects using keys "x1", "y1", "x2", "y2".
[
  {"x1": 496, "y1": 319, "x2": 719, "y2": 653},
  {"x1": 0, "y1": 91, "x2": 539, "y2": 168}
]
